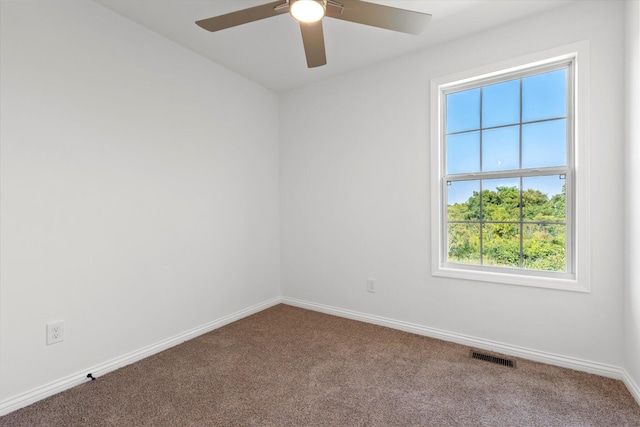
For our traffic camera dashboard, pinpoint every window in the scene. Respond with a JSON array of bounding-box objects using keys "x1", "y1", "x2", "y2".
[{"x1": 430, "y1": 42, "x2": 590, "y2": 291}]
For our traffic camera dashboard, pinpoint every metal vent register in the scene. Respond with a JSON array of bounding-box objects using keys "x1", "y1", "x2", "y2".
[{"x1": 470, "y1": 350, "x2": 516, "y2": 368}]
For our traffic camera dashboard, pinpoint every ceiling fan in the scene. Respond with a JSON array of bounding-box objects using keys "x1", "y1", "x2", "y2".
[{"x1": 195, "y1": 0, "x2": 432, "y2": 68}]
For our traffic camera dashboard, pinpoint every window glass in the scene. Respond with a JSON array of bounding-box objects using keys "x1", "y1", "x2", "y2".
[
  {"x1": 482, "y1": 126, "x2": 520, "y2": 171},
  {"x1": 522, "y1": 224, "x2": 566, "y2": 271},
  {"x1": 446, "y1": 88, "x2": 480, "y2": 134},
  {"x1": 522, "y1": 175, "x2": 566, "y2": 221},
  {"x1": 482, "y1": 178, "x2": 520, "y2": 222},
  {"x1": 522, "y1": 69, "x2": 566, "y2": 122},
  {"x1": 522, "y1": 120, "x2": 566, "y2": 168},
  {"x1": 447, "y1": 180, "x2": 480, "y2": 221},
  {"x1": 446, "y1": 132, "x2": 480, "y2": 174},
  {"x1": 447, "y1": 223, "x2": 481, "y2": 265},
  {"x1": 482, "y1": 223, "x2": 521, "y2": 268},
  {"x1": 482, "y1": 79, "x2": 520, "y2": 128}
]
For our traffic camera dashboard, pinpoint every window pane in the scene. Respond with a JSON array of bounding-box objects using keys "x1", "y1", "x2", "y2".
[
  {"x1": 482, "y1": 126, "x2": 520, "y2": 172},
  {"x1": 522, "y1": 119, "x2": 566, "y2": 168},
  {"x1": 522, "y1": 224, "x2": 566, "y2": 272},
  {"x1": 482, "y1": 79, "x2": 520, "y2": 128},
  {"x1": 448, "y1": 223, "x2": 480, "y2": 265},
  {"x1": 482, "y1": 178, "x2": 520, "y2": 222},
  {"x1": 446, "y1": 88, "x2": 480, "y2": 134},
  {"x1": 447, "y1": 131, "x2": 480, "y2": 174},
  {"x1": 482, "y1": 223, "x2": 521, "y2": 267},
  {"x1": 522, "y1": 69, "x2": 566, "y2": 122},
  {"x1": 522, "y1": 175, "x2": 566, "y2": 222},
  {"x1": 448, "y1": 180, "x2": 480, "y2": 221}
]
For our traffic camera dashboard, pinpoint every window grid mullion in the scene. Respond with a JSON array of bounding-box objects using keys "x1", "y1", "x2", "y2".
[
  {"x1": 519, "y1": 78, "x2": 524, "y2": 268},
  {"x1": 446, "y1": 116, "x2": 567, "y2": 137},
  {"x1": 519, "y1": 176, "x2": 524, "y2": 269},
  {"x1": 448, "y1": 220, "x2": 567, "y2": 225},
  {"x1": 479, "y1": 87, "x2": 484, "y2": 266},
  {"x1": 479, "y1": 179, "x2": 484, "y2": 266}
]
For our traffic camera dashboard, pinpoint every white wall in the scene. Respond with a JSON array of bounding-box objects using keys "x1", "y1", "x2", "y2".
[
  {"x1": 0, "y1": 0, "x2": 280, "y2": 406},
  {"x1": 280, "y1": 1, "x2": 626, "y2": 367},
  {"x1": 624, "y1": 0, "x2": 640, "y2": 398}
]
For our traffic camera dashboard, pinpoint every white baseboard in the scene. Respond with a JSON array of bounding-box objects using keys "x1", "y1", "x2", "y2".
[
  {"x1": 282, "y1": 297, "x2": 628, "y2": 381},
  {"x1": 623, "y1": 369, "x2": 640, "y2": 407},
  {"x1": 0, "y1": 297, "x2": 281, "y2": 417}
]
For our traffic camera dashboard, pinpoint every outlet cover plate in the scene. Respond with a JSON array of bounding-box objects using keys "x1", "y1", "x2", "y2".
[
  {"x1": 47, "y1": 321, "x2": 64, "y2": 345},
  {"x1": 367, "y1": 278, "x2": 376, "y2": 293}
]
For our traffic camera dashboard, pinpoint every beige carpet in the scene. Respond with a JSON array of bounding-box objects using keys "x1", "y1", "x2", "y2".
[{"x1": 2, "y1": 304, "x2": 639, "y2": 426}]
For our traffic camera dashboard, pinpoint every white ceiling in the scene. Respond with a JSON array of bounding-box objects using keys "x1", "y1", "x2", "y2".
[{"x1": 93, "y1": 0, "x2": 575, "y2": 92}]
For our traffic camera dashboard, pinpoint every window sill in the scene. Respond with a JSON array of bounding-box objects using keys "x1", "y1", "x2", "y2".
[{"x1": 432, "y1": 264, "x2": 589, "y2": 293}]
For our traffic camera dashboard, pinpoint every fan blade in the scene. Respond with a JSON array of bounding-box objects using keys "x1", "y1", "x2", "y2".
[
  {"x1": 326, "y1": 0, "x2": 431, "y2": 35},
  {"x1": 300, "y1": 21, "x2": 327, "y2": 68},
  {"x1": 196, "y1": 1, "x2": 288, "y2": 32}
]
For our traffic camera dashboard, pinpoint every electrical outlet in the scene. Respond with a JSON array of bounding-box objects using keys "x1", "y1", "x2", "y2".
[
  {"x1": 46, "y1": 321, "x2": 64, "y2": 345},
  {"x1": 367, "y1": 278, "x2": 376, "y2": 293}
]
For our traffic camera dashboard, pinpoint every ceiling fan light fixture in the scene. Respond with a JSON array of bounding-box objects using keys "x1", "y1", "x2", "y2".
[{"x1": 290, "y1": 0, "x2": 326, "y2": 23}]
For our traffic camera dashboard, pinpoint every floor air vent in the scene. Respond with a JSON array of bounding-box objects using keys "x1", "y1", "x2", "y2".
[{"x1": 470, "y1": 350, "x2": 516, "y2": 368}]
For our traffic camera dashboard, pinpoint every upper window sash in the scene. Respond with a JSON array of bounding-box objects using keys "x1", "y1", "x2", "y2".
[{"x1": 441, "y1": 60, "x2": 575, "y2": 178}]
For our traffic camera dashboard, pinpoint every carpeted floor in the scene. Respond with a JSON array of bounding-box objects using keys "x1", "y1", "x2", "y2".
[{"x1": 2, "y1": 304, "x2": 639, "y2": 426}]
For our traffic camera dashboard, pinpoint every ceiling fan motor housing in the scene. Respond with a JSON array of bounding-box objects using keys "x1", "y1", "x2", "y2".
[{"x1": 290, "y1": 0, "x2": 328, "y2": 23}]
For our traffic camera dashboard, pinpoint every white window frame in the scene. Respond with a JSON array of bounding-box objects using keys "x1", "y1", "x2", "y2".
[{"x1": 430, "y1": 41, "x2": 590, "y2": 292}]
